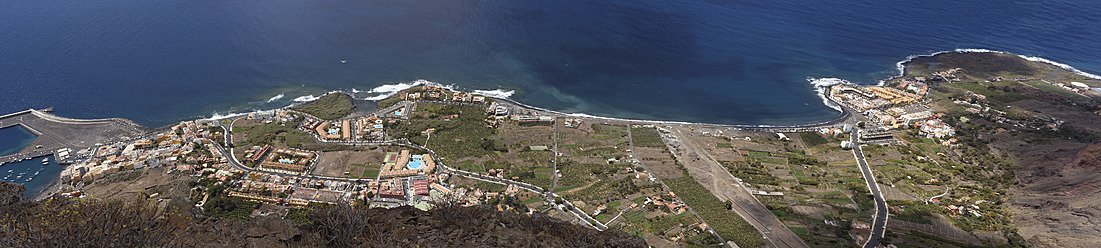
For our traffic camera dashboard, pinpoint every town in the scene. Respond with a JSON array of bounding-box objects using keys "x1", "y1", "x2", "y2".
[{"x1": 24, "y1": 52, "x2": 1101, "y2": 248}]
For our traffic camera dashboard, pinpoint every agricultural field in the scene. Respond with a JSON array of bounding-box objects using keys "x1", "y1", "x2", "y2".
[
  {"x1": 663, "y1": 176, "x2": 764, "y2": 247},
  {"x1": 630, "y1": 126, "x2": 665, "y2": 147},
  {"x1": 692, "y1": 129, "x2": 875, "y2": 247}
]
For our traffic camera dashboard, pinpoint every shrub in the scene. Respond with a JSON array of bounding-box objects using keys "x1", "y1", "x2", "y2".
[{"x1": 291, "y1": 93, "x2": 354, "y2": 120}]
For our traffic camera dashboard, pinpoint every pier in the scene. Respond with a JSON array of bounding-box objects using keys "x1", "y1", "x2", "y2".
[{"x1": 0, "y1": 109, "x2": 150, "y2": 166}]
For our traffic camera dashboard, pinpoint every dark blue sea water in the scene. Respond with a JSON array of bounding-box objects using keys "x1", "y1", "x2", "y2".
[
  {"x1": 0, "y1": 126, "x2": 37, "y2": 156},
  {"x1": 2, "y1": 0, "x2": 1101, "y2": 127}
]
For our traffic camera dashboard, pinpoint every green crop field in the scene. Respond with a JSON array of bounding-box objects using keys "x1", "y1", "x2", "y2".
[{"x1": 664, "y1": 176, "x2": 765, "y2": 247}]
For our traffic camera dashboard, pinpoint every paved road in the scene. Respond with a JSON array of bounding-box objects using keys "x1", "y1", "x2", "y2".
[
  {"x1": 441, "y1": 163, "x2": 606, "y2": 229},
  {"x1": 669, "y1": 127, "x2": 808, "y2": 248},
  {"x1": 623, "y1": 125, "x2": 727, "y2": 244},
  {"x1": 852, "y1": 130, "x2": 888, "y2": 248},
  {"x1": 208, "y1": 114, "x2": 608, "y2": 230}
]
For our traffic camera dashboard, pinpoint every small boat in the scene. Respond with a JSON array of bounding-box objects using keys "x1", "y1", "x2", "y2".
[
  {"x1": 341, "y1": 60, "x2": 347, "y2": 64},
  {"x1": 7, "y1": 170, "x2": 12, "y2": 173}
]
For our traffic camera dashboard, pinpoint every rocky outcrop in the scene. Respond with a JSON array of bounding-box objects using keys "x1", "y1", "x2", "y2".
[{"x1": 1067, "y1": 142, "x2": 1101, "y2": 172}]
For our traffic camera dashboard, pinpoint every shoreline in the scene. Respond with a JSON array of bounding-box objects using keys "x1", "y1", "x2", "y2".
[
  {"x1": 19, "y1": 48, "x2": 1100, "y2": 198},
  {"x1": 165, "y1": 49, "x2": 1100, "y2": 132},
  {"x1": 31, "y1": 173, "x2": 63, "y2": 201}
]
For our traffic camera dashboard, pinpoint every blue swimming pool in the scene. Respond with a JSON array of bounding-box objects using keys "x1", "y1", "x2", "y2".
[{"x1": 407, "y1": 155, "x2": 424, "y2": 170}]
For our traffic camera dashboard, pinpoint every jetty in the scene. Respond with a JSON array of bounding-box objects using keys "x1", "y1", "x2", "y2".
[{"x1": 0, "y1": 109, "x2": 150, "y2": 165}]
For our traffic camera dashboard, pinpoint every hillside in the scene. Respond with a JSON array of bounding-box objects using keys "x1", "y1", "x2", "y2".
[
  {"x1": 0, "y1": 182, "x2": 644, "y2": 247},
  {"x1": 903, "y1": 52, "x2": 1101, "y2": 247}
]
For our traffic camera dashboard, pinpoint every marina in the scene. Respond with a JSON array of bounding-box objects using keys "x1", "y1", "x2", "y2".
[{"x1": 0, "y1": 154, "x2": 65, "y2": 197}]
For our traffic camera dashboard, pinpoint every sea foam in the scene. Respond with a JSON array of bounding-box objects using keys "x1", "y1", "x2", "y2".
[
  {"x1": 292, "y1": 95, "x2": 319, "y2": 102},
  {"x1": 205, "y1": 110, "x2": 253, "y2": 120},
  {"x1": 806, "y1": 77, "x2": 848, "y2": 113},
  {"x1": 472, "y1": 89, "x2": 515, "y2": 99},
  {"x1": 267, "y1": 93, "x2": 285, "y2": 103},
  {"x1": 886, "y1": 48, "x2": 1101, "y2": 85},
  {"x1": 362, "y1": 79, "x2": 456, "y2": 101}
]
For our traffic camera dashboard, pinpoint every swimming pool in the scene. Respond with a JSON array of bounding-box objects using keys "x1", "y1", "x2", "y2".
[{"x1": 407, "y1": 155, "x2": 424, "y2": 170}]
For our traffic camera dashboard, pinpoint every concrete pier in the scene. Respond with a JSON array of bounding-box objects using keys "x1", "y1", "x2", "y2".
[{"x1": 0, "y1": 109, "x2": 150, "y2": 165}]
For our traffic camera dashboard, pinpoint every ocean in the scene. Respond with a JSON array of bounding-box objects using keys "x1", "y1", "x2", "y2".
[{"x1": 2, "y1": 0, "x2": 1100, "y2": 128}]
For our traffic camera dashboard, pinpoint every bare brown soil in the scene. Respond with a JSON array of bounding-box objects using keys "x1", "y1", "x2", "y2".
[{"x1": 312, "y1": 149, "x2": 386, "y2": 178}]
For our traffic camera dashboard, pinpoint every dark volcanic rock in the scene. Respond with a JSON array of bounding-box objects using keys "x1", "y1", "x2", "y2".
[{"x1": 1067, "y1": 142, "x2": 1101, "y2": 172}]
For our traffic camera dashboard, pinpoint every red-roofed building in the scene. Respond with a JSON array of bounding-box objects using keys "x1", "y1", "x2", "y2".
[{"x1": 413, "y1": 180, "x2": 430, "y2": 196}]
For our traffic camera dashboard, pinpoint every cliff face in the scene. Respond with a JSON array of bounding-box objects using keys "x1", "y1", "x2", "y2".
[
  {"x1": 0, "y1": 182, "x2": 644, "y2": 248},
  {"x1": 1009, "y1": 141, "x2": 1101, "y2": 248},
  {"x1": 1068, "y1": 142, "x2": 1101, "y2": 172}
]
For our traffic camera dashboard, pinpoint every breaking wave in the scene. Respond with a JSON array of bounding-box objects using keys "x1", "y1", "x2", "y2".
[
  {"x1": 205, "y1": 110, "x2": 253, "y2": 120},
  {"x1": 292, "y1": 95, "x2": 319, "y2": 102},
  {"x1": 362, "y1": 79, "x2": 456, "y2": 101},
  {"x1": 806, "y1": 78, "x2": 848, "y2": 113},
  {"x1": 267, "y1": 93, "x2": 285, "y2": 103},
  {"x1": 472, "y1": 89, "x2": 515, "y2": 99}
]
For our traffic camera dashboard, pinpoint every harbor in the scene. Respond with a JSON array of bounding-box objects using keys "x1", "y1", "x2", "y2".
[{"x1": 0, "y1": 108, "x2": 151, "y2": 197}]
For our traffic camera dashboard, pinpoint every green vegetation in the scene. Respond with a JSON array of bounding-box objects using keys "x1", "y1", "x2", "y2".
[
  {"x1": 361, "y1": 168, "x2": 380, "y2": 178},
  {"x1": 234, "y1": 122, "x2": 317, "y2": 148},
  {"x1": 630, "y1": 127, "x2": 665, "y2": 147},
  {"x1": 1021, "y1": 80, "x2": 1088, "y2": 100},
  {"x1": 720, "y1": 160, "x2": 781, "y2": 186},
  {"x1": 947, "y1": 81, "x2": 1031, "y2": 103},
  {"x1": 557, "y1": 160, "x2": 616, "y2": 188},
  {"x1": 376, "y1": 92, "x2": 407, "y2": 109},
  {"x1": 664, "y1": 176, "x2": 765, "y2": 247},
  {"x1": 924, "y1": 52, "x2": 1039, "y2": 78},
  {"x1": 798, "y1": 132, "x2": 829, "y2": 147},
  {"x1": 284, "y1": 207, "x2": 313, "y2": 225},
  {"x1": 389, "y1": 105, "x2": 498, "y2": 159},
  {"x1": 203, "y1": 197, "x2": 260, "y2": 221},
  {"x1": 565, "y1": 177, "x2": 653, "y2": 203},
  {"x1": 291, "y1": 93, "x2": 354, "y2": 120},
  {"x1": 417, "y1": 103, "x2": 463, "y2": 117},
  {"x1": 590, "y1": 124, "x2": 627, "y2": 140},
  {"x1": 457, "y1": 160, "x2": 487, "y2": 172}
]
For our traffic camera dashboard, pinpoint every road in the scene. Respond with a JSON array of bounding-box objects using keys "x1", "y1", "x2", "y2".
[
  {"x1": 851, "y1": 130, "x2": 888, "y2": 248},
  {"x1": 624, "y1": 125, "x2": 726, "y2": 244},
  {"x1": 209, "y1": 114, "x2": 608, "y2": 230},
  {"x1": 548, "y1": 117, "x2": 559, "y2": 202},
  {"x1": 668, "y1": 126, "x2": 808, "y2": 248},
  {"x1": 440, "y1": 162, "x2": 606, "y2": 230}
]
